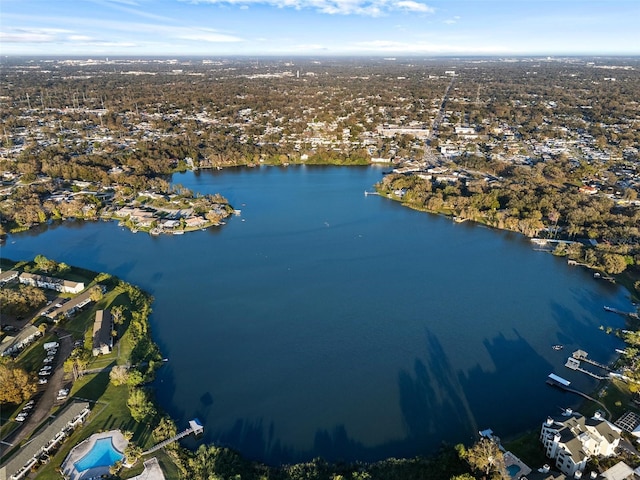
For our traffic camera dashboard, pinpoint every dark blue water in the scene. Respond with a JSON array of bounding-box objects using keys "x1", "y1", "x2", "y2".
[{"x1": 1, "y1": 165, "x2": 632, "y2": 464}]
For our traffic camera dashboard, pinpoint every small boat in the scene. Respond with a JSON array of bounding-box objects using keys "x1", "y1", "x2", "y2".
[{"x1": 552, "y1": 344, "x2": 563, "y2": 351}]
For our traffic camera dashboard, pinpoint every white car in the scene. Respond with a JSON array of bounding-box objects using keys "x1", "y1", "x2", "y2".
[
  {"x1": 43, "y1": 356, "x2": 55, "y2": 364},
  {"x1": 15, "y1": 412, "x2": 28, "y2": 422},
  {"x1": 40, "y1": 365, "x2": 52, "y2": 371},
  {"x1": 38, "y1": 377, "x2": 48, "y2": 384},
  {"x1": 57, "y1": 389, "x2": 69, "y2": 400},
  {"x1": 38, "y1": 370, "x2": 52, "y2": 376}
]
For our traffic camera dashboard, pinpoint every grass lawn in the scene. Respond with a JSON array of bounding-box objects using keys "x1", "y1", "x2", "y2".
[
  {"x1": 33, "y1": 373, "x2": 162, "y2": 480},
  {"x1": 503, "y1": 429, "x2": 548, "y2": 470},
  {"x1": 580, "y1": 378, "x2": 637, "y2": 421},
  {"x1": 1, "y1": 267, "x2": 180, "y2": 479},
  {"x1": 119, "y1": 450, "x2": 183, "y2": 480}
]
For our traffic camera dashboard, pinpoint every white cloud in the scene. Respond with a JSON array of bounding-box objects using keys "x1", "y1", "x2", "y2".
[
  {"x1": 68, "y1": 35, "x2": 95, "y2": 41},
  {"x1": 0, "y1": 28, "x2": 72, "y2": 43},
  {"x1": 103, "y1": 0, "x2": 141, "y2": 5},
  {"x1": 4, "y1": 14, "x2": 244, "y2": 45},
  {"x1": 443, "y1": 15, "x2": 460, "y2": 24},
  {"x1": 88, "y1": 0, "x2": 178, "y2": 22},
  {"x1": 394, "y1": 1, "x2": 434, "y2": 13},
  {"x1": 185, "y1": 0, "x2": 435, "y2": 16}
]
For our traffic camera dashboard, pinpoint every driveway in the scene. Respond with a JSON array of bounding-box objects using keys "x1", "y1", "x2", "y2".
[{"x1": 0, "y1": 328, "x2": 74, "y2": 455}]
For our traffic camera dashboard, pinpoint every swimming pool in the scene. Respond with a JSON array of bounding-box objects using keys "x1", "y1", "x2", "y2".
[
  {"x1": 507, "y1": 464, "x2": 521, "y2": 478},
  {"x1": 73, "y1": 437, "x2": 124, "y2": 472}
]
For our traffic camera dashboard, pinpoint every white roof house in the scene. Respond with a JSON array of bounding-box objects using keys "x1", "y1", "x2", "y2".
[
  {"x1": 540, "y1": 409, "x2": 622, "y2": 477},
  {"x1": 18, "y1": 272, "x2": 84, "y2": 294}
]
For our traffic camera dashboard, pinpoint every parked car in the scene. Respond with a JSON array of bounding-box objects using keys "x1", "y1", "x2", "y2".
[
  {"x1": 57, "y1": 389, "x2": 69, "y2": 400},
  {"x1": 38, "y1": 370, "x2": 52, "y2": 376},
  {"x1": 15, "y1": 412, "x2": 28, "y2": 422},
  {"x1": 38, "y1": 377, "x2": 48, "y2": 384},
  {"x1": 43, "y1": 355, "x2": 55, "y2": 364}
]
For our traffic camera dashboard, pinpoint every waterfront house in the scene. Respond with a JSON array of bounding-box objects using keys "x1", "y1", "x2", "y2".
[
  {"x1": 540, "y1": 409, "x2": 621, "y2": 477},
  {"x1": 92, "y1": 309, "x2": 113, "y2": 356},
  {"x1": 18, "y1": 272, "x2": 84, "y2": 294}
]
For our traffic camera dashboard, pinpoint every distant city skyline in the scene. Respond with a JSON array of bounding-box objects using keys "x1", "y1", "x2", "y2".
[{"x1": 1, "y1": 0, "x2": 639, "y2": 57}]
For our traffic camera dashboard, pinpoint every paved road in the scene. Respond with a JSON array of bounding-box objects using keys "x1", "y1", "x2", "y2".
[{"x1": 0, "y1": 328, "x2": 73, "y2": 456}]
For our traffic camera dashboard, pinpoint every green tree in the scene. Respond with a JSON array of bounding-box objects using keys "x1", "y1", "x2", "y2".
[
  {"x1": 0, "y1": 361, "x2": 36, "y2": 404},
  {"x1": 459, "y1": 438, "x2": 507, "y2": 480},
  {"x1": 124, "y1": 444, "x2": 143, "y2": 466},
  {"x1": 90, "y1": 286, "x2": 103, "y2": 302},
  {"x1": 602, "y1": 253, "x2": 627, "y2": 274},
  {"x1": 34, "y1": 254, "x2": 57, "y2": 273},
  {"x1": 153, "y1": 416, "x2": 178, "y2": 443},
  {"x1": 111, "y1": 304, "x2": 125, "y2": 326},
  {"x1": 109, "y1": 365, "x2": 129, "y2": 386},
  {"x1": 126, "y1": 369, "x2": 144, "y2": 387},
  {"x1": 187, "y1": 444, "x2": 250, "y2": 480},
  {"x1": 127, "y1": 387, "x2": 156, "y2": 422}
]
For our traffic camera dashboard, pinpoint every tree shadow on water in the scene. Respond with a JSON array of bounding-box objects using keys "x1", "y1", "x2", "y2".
[
  {"x1": 213, "y1": 417, "x2": 299, "y2": 464},
  {"x1": 397, "y1": 330, "x2": 478, "y2": 451}
]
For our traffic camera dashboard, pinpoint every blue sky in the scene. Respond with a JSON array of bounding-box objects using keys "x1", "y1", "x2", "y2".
[{"x1": 1, "y1": 0, "x2": 639, "y2": 56}]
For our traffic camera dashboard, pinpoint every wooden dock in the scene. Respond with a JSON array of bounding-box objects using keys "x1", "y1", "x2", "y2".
[
  {"x1": 565, "y1": 358, "x2": 608, "y2": 380},
  {"x1": 142, "y1": 419, "x2": 203, "y2": 455},
  {"x1": 604, "y1": 306, "x2": 639, "y2": 320},
  {"x1": 565, "y1": 350, "x2": 610, "y2": 380},
  {"x1": 572, "y1": 350, "x2": 612, "y2": 371},
  {"x1": 546, "y1": 374, "x2": 611, "y2": 419}
]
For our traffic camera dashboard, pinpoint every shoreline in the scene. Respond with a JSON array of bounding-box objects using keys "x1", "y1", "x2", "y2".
[{"x1": 3, "y1": 167, "x2": 638, "y2": 477}]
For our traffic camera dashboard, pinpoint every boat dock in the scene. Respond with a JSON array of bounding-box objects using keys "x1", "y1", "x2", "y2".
[
  {"x1": 565, "y1": 358, "x2": 608, "y2": 380},
  {"x1": 564, "y1": 350, "x2": 611, "y2": 380},
  {"x1": 547, "y1": 373, "x2": 571, "y2": 388},
  {"x1": 604, "y1": 306, "x2": 639, "y2": 320},
  {"x1": 364, "y1": 191, "x2": 379, "y2": 196},
  {"x1": 572, "y1": 350, "x2": 612, "y2": 371},
  {"x1": 546, "y1": 374, "x2": 611, "y2": 419},
  {"x1": 530, "y1": 238, "x2": 576, "y2": 251},
  {"x1": 142, "y1": 419, "x2": 203, "y2": 455}
]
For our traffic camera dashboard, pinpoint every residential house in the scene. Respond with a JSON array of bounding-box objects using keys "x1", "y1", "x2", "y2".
[
  {"x1": 45, "y1": 287, "x2": 97, "y2": 321},
  {"x1": 18, "y1": 272, "x2": 84, "y2": 294},
  {"x1": 92, "y1": 309, "x2": 113, "y2": 356},
  {"x1": 540, "y1": 409, "x2": 621, "y2": 477},
  {"x1": 0, "y1": 402, "x2": 90, "y2": 480},
  {"x1": 0, "y1": 270, "x2": 18, "y2": 284}
]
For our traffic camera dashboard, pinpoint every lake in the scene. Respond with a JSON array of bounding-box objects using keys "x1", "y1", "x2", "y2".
[{"x1": 2, "y1": 165, "x2": 633, "y2": 464}]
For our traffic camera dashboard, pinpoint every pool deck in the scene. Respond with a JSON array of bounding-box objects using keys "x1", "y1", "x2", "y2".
[
  {"x1": 503, "y1": 450, "x2": 532, "y2": 480},
  {"x1": 61, "y1": 430, "x2": 128, "y2": 480}
]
